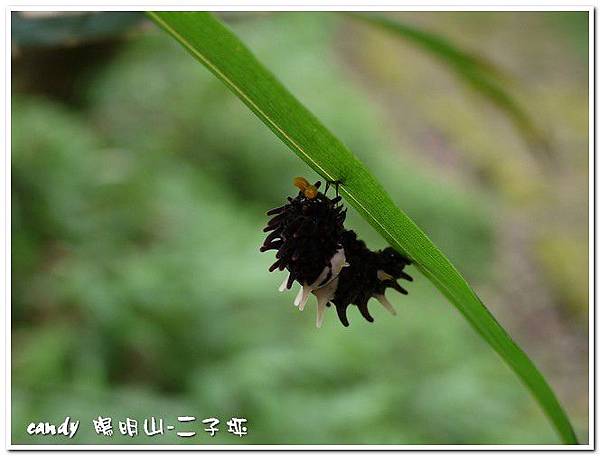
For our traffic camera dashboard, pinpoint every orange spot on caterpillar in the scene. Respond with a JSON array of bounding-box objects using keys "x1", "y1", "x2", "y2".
[{"x1": 293, "y1": 176, "x2": 318, "y2": 200}]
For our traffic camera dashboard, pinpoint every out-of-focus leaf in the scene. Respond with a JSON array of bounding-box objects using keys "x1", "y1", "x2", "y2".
[
  {"x1": 346, "y1": 12, "x2": 550, "y2": 159},
  {"x1": 11, "y1": 11, "x2": 144, "y2": 48}
]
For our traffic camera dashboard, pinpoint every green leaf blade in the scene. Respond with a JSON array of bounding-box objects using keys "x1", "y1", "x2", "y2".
[{"x1": 148, "y1": 11, "x2": 578, "y2": 445}]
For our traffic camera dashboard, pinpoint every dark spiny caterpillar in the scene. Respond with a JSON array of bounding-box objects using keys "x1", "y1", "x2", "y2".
[{"x1": 261, "y1": 177, "x2": 413, "y2": 327}]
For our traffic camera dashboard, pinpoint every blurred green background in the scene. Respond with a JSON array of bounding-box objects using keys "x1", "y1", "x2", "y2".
[{"x1": 11, "y1": 11, "x2": 589, "y2": 445}]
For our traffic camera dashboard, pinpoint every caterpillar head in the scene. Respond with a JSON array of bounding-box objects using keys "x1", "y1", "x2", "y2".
[{"x1": 293, "y1": 176, "x2": 319, "y2": 200}]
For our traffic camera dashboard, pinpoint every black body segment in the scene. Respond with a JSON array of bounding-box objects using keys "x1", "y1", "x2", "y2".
[{"x1": 261, "y1": 182, "x2": 346, "y2": 287}]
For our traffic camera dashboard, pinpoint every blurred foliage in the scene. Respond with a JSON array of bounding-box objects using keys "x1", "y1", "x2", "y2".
[
  {"x1": 12, "y1": 12, "x2": 144, "y2": 48},
  {"x1": 347, "y1": 13, "x2": 551, "y2": 160},
  {"x1": 536, "y1": 234, "x2": 589, "y2": 316},
  {"x1": 11, "y1": 12, "x2": 587, "y2": 444}
]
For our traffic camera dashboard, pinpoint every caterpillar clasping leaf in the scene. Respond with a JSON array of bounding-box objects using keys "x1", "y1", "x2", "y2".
[{"x1": 261, "y1": 177, "x2": 413, "y2": 327}]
